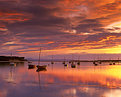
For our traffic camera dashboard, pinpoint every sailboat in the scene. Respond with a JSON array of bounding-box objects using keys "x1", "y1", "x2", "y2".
[
  {"x1": 62, "y1": 57, "x2": 68, "y2": 66},
  {"x1": 36, "y1": 47, "x2": 47, "y2": 70},
  {"x1": 77, "y1": 61, "x2": 80, "y2": 65},
  {"x1": 28, "y1": 61, "x2": 36, "y2": 69},
  {"x1": 62, "y1": 57, "x2": 65, "y2": 64},
  {"x1": 51, "y1": 61, "x2": 54, "y2": 64},
  {"x1": 10, "y1": 62, "x2": 15, "y2": 65},
  {"x1": 71, "y1": 54, "x2": 76, "y2": 68},
  {"x1": 77, "y1": 56, "x2": 80, "y2": 65},
  {"x1": 9, "y1": 53, "x2": 16, "y2": 66},
  {"x1": 62, "y1": 61, "x2": 65, "y2": 64},
  {"x1": 51, "y1": 56, "x2": 54, "y2": 64},
  {"x1": 93, "y1": 61, "x2": 98, "y2": 66},
  {"x1": 71, "y1": 61, "x2": 76, "y2": 68}
]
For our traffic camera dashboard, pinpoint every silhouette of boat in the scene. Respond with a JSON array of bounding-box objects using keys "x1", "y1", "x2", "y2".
[
  {"x1": 93, "y1": 61, "x2": 98, "y2": 66},
  {"x1": 10, "y1": 62, "x2": 16, "y2": 67},
  {"x1": 51, "y1": 61, "x2": 54, "y2": 64},
  {"x1": 62, "y1": 57, "x2": 66, "y2": 64},
  {"x1": 36, "y1": 47, "x2": 47, "y2": 69},
  {"x1": 99, "y1": 61, "x2": 102, "y2": 64},
  {"x1": 62, "y1": 61, "x2": 65, "y2": 64},
  {"x1": 71, "y1": 64, "x2": 76, "y2": 68},
  {"x1": 71, "y1": 54, "x2": 76, "y2": 68},
  {"x1": 9, "y1": 53, "x2": 16, "y2": 66},
  {"x1": 71, "y1": 62, "x2": 76, "y2": 68},
  {"x1": 109, "y1": 63, "x2": 112, "y2": 65},
  {"x1": 69, "y1": 61, "x2": 71, "y2": 64},
  {"x1": 28, "y1": 61, "x2": 35, "y2": 69},
  {"x1": 94, "y1": 63, "x2": 98, "y2": 66},
  {"x1": 64, "y1": 64, "x2": 68, "y2": 67},
  {"x1": 77, "y1": 56, "x2": 80, "y2": 65},
  {"x1": 77, "y1": 61, "x2": 80, "y2": 65},
  {"x1": 28, "y1": 65, "x2": 36, "y2": 69},
  {"x1": 113, "y1": 62, "x2": 115, "y2": 65},
  {"x1": 10, "y1": 62, "x2": 14, "y2": 65},
  {"x1": 51, "y1": 56, "x2": 54, "y2": 64}
]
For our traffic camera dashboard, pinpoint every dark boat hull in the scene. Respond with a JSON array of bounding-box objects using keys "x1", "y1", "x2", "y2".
[
  {"x1": 64, "y1": 64, "x2": 68, "y2": 67},
  {"x1": 71, "y1": 64, "x2": 76, "y2": 68},
  {"x1": 28, "y1": 65, "x2": 36, "y2": 69},
  {"x1": 51, "y1": 62, "x2": 54, "y2": 64},
  {"x1": 77, "y1": 62, "x2": 80, "y2": 65}
]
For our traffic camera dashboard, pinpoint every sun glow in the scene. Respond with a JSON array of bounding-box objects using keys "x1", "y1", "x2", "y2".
[{"x1": 107, "y1": 21, "x2": 121, "y2": 28}]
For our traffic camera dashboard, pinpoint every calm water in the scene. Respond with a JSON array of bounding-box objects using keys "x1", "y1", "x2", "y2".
[{"x1": 0, "y1": 62, "x2": 121, "y2": 97}]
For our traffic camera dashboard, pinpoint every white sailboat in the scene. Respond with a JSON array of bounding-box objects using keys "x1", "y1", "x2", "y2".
[{"x1": 9, "y1": 53, "x2": 16, "y2": 66}]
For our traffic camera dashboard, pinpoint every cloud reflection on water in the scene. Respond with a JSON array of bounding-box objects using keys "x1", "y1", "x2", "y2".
[{"x1": 0, "y1": 62, "x2": 121, "y2": 97}]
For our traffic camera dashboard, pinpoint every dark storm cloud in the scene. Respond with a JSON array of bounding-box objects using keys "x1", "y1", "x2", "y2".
[
  {"x1": 6, "y1": 2, "x2": 69, "y2": 35},
  {"x1": 75, "y1": 19, "x2": 103, "y2": 33},
  {"x1": 1, "y1": 0, "x2": 121, "y2": 57}
]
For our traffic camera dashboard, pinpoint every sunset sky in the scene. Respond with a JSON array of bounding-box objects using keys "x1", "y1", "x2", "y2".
[{"x1": 1, "y1": 0, "x2": 121, "y2": 59}]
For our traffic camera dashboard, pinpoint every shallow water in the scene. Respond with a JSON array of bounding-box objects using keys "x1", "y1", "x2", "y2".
[{"x1": 0, "y1": 61, "x2": 121, "y2": 97}]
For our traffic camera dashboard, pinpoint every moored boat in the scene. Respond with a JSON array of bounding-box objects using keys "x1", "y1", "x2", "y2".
[
  {"x1": 28, "y1": 64, "x2": 36, "y2": 69},
  {"x1": 51, "y1": 56, "x2": 54, "y2": 64},
  {"x1": 62, "y1": 61, "x2": 65, "y2": 64},
  {"x1": 36, "y1": 65, "x2": 47, "y2": 69},
  {"x1": 77, "y1": 61, "x2": 80, "y2": 65},
  {"x1": 113, "y1": 62, "x2": 115, "y2": 65},
  {"x1": 36, "y1": 47, "x2": 47, "y2": 70},
  {"x1": 10, "y1": 62, "x2": 14, "y2": 65},
  {"x1": 64, "y1": 64, "x2": 68, "y2": 67},
  {"x1": 10, "y1": 62, "x2": 16, "y2": 67},
  {"x1": 93, "y1": 61, "x2": 98, "y2": 66},
  {"x1": 109, "y1": 63, "x2": 112, "y2": 65},
  {"x1": 51, "y1": 61, "x2": 54, "y2": 64},
  {"x1": 71, "y1": 64, "x2": 76, "y2": 68},
  {"x1": 28, "y1": 61, "x2": 36, "y2": 69}
]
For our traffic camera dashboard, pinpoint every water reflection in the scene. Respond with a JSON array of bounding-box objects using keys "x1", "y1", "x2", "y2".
[
  {"x1": 0, "y1": 62, "x2": 24, "y2": 67},
  {"x1": 36, "y1": 68, "x2": 47, "y2": 72},
  {"x1": 7, "y1": 65, "x2": 16, "y2": 83},
  {"x1": 0, "y1": 62, "x2": 121, "y2": 97}
]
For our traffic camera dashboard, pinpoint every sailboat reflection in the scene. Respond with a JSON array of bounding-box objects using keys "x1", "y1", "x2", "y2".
[
  {"x1": 36, "y1": 68, "x2": 47, "y2": 72},
  {"x1": 7, "y1": 65, "x2": 16, "y2": 83},
  {"x1": 36, "y1": 67, "x2": 47, "y2": 88}
]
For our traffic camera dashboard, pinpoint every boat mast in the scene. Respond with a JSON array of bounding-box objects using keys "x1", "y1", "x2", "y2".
[{"x1": 38, "y1": 47, "x2": 41, "y2": 66}]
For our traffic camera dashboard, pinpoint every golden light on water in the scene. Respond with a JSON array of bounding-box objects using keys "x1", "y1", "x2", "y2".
[
  {"x1": 40, "y1": 66, "x2": 121, "y2": 88},
  {"x1": 103, "y1": 90, "x2": 121, "y2": 97},
  {"x1": 1, "y1": 62, "x2": 121, "y2": 97}
]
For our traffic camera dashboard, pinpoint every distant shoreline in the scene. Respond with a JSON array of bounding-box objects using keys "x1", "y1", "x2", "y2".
[{"x1": 28, "y1": 60, "x2": 121, "y2": 63}]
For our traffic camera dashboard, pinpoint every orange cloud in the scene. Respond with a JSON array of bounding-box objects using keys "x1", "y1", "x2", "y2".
[{"x1": 0, "y1": 12, "x2": 31, "y2": 23}]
